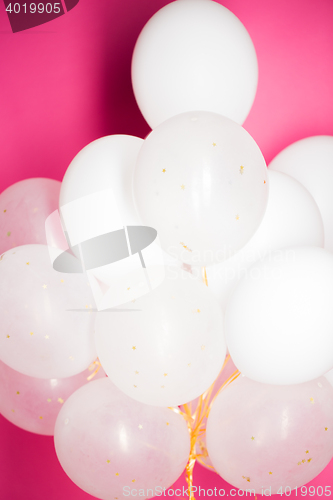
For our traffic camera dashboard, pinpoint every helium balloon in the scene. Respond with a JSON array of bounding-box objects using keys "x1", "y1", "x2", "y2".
[
  {"x1": 95, "y1": 268, "x2": 226, "y2": 406},
  {"x1": 54, "y1": 378, "x2": 190, "y2": 500},
  {"x1": 206, "y1": 375, "x2": 333, "y2": 495},
  {"x1": 133, "y1": 111, "x2": 268, "y2": 267},
  {"x1": 59, "y1": 135, "x2": 174, "y2": 308},
  {"x1": 0, "y1": 178, "x2": 61, "y2": 254},
  {"x1": 206, "y1": 170, "x2": 324, "y2": 310},
  {"x1": 225, "y1": 247, "x2": 333, "y2": 385},
  {"x1": 0, "y1": 359, "x2": 105, "y2": 435},
  {"x1": 131, "y1": 0, "x2": 258, "y2": 128},
  {"x1": 269, "y1": 136, "x2": 333, "y2": 251},
  {"x1": 0, "y1": 245, "x2": 97, "y2": 379}
]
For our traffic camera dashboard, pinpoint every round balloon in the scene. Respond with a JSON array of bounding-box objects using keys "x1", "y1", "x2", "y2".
[
  {"x1": 95, "y1": 268, "x2": 226, "y2": 406},
  {"x1": 0, "y1": 359, "x2": 105, "y2": 435},
  {"x1": 269, "y1": 136, "x2": 333, "y2": 251},
  {"x1": 0, "y1": 178, "x2": 61, "y2": 254},
  {"x1": 206, "y1": 376, "x2": 333, "y2": 494},
  {"x1": 225, "y1": 247, "x2": 333, "y2": 385},
  {"x1": 54, "y1": 377, "x2": 190, "y2": 500},
  {"x1": 131, "y1": 0, "x2": 258, "y2": 128},
  {"x1": 206, "y1": 170, "x2": 324, "y2": 310},
  {"x1": 133, "y1": 111, "x2": 268, "y2": 267},
  {"x1": 0, "y1": 245, "x2": 97, "y2": 378}
]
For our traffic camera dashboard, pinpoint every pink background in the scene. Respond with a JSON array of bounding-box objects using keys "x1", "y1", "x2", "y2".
[{"x1": 1, "y1": 0, "x2": 333, "y2": 498}]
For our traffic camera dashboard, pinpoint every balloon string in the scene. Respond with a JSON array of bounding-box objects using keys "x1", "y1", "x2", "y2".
[
  {"x1": 173, "y1": 351, "x2": 240, "y2": 499},
  {"x1": 86, "y1": 358, "x2": 102, "y2": 381}
]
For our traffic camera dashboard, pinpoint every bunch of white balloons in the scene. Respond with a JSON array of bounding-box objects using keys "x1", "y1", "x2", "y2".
[{"x1": 1, "y1": 1, "x2": 333, "y2": 499}]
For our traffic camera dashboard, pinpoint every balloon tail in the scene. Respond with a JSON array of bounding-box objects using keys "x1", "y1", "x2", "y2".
[
  {"x1": 202, "y1": 266, "x2": 208, "y2": 286},
  {"x1": 87, "y1": 359, "x2": 102, "y2": 381}
]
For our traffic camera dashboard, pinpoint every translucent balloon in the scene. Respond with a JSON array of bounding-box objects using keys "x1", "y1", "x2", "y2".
[
  {"x1": 133, "y1": 111, "x2": 268, "y2": 267},
  {"x1": 131, "y1": 0, "x2": 258, "y2": 128},
  {"x1": 225, "y1": 247, "x2": 333, "y2": 385},
  {"x1": 0, "y1": 178, "x2": 61, "y2": 254},
  {"x1": 95, "y1": 269, "x2": 226, "y2": 406},
  {"x1": 206, "y1": 375, "x2": 333, "y2": 495},
  {"x1": 54, "y1": 378, "x2": 190, "y2": 500},
  {"x1": 206, "y1": 170, "x2": 324, "y2": 310},
  {"x1": 269, "y1": 136, "x2": 333, "y2": 251},
  {"x1": 0, "y1": 359, "x2": 105, "y2": 435},
  {"x1": 0, "y1": 245, "x2": 97, "y2": 378}
]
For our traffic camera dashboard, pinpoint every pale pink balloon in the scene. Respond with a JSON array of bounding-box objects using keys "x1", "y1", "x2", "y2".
[
  {"x1": 54, "y1": 378, "x2": 190, "y2": 500},
  {"x1": 0, "y1": 178, "x2": 61, "y2": 254},
  {"x1": 180, "y1": 355, "x2": 238, "y2": 471},
  {"x1": 0, "y1": 359, "x2": 106, "y2": 435},
  {"x1": 206, "y1": 376, "x2": 333, "y2": 495}
]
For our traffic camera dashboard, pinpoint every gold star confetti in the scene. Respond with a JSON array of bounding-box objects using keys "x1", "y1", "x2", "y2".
[
  {"x1": 3, "y1": 209, "x2": 7, "y2": 213},
  {"x1": 115, "y1": 472, "x2": 119, "y2": 477},
  {"x1": 197, "y1": 309, "x2": 200, "y2": 313},
  {"x1": 0, "y1": 255, "x2": 4, "y2": 261},
  {"x1": 138, "y1": 424, "x2": 143, "y2": 430},
  {"x1": 26, "y1": 262, "x2": 29, "y2": 265},
  {"x1": 305, "y1": 450, "x2": 309, "y2": 454},
  {"x1": 106, "y1": 460, "x2": 110, "y2": 464},
  {"x1": 132, "y1": 480, "x2": 136, "y2": 483},
  {"x1": 16, "y1": 391, "x2": 20, "y2": 395},
  {"x1": 47, "y1": 398, "x2": 51, "y2": 403},
  {"x1": 6, "y1": 335, "x2": 10, "y2": 339},
  {"x1": 42, "y1": 284, "x2": 47, "y2": 289},
  {"x1": 164, "y1": 373, "x2": 168, "y2": 377},
  {"x1": 127, "y1": 287, "x2": 130, "y2": 291},
  {"x1": 39, "y1": 416, "x2": 43, "y2": 419},
  {"x1": 302, "y1": 460, "x2": 306, "y2": 463},
  {"x1": 135, "y1": 371, "x2": 139, "y2": 375},
  {"x1": 134, "y1": 385, "x2": 137, "y2": 388},
  {"x1": 310, "y1": 397, "x2": 314, "y2": 404},
  {"x1": 85, "y1": 305, "x2": 88, "y2": 309},
  {"x1": 11, "y1": 409, "x2": 15, "y2": 413},
  {"x1": 264, "y1": 180, "x2": 266, "y2": 184},
  {"x1": 212, "y1": 143, "x2": 216, "y2": 147},
  {"x1": 7, "y1": 231, "x2": 11, "y2": 237},
  {"x1": 239, "y1": 166, "x2": 244, "y2": 174},
  {"x1": 251, "y1": 437, "x2": 255, "y2": 441},
  {"x1": 58, "y1": 398, "x2": 64, "y2": 404},
  {"x1": 44, "y1": 335, "x2": 49, "y2": 339},
  {"x1": 180, "y1": 184, "x2": 185, "y2": 190},
  {"x1": 132, "y1": 346, "x2": 136, "y2": 351},
  {"x1": 69, "y1": 356, "x2": 74, "y2": 361},
  {"x1": 161, "y1": 385, "x2": 165, "y2": 389},
  {"x1": 242, "y1": 476, "x2": 250, "y2": 482},
  {"x1": 30, "y1": 332, "x2": 34, "y2": 336},
  {"x1": 235, "y1": 214, "x2": 240, "y2": 221},
  {"x1": 188, "y1": 363, "x2": 191, "y2": 367},
  {"x1": 308, "y1": 458, "x2": 312, "y2": 463},
  {"x1": 269, "y1": 472, "x2": 272, "y2": 475},
  {"x1": 297, "y1": 462, "x2": 302, "y2": 466},
  {"x1": 180, "y1": 242, "x2": 192, "y2": 252},
  {"x1": 162, "y1": 169, "x2": 166, "y2": 173},
  {"x1": 325, "y1": 427, "x2": 328, "y2": 431},
  {"x1": 201, "y1": 345, "x2": 205, "y2": 351},
  {"x1": 166, "y1": 422, "x2": 170, "y2": 426},
  {"x1": 60, "y1": 279, "x2": 64, "y2": 283}
]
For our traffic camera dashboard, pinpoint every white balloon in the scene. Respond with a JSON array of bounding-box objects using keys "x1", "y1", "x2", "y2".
[
  {"x1": 133, "y1": 111, "x2": 268, "y2": 267},
  {"x1": 269, "y1": 136, "x2": 333, "y2": 251},
  {"x1": 95, "y1": 269, "x2": 226, "y2": 406},
  {"x1": 0, "y1": 245, "x2": 96, "y2": 379},
  {"x1": 60, "y1": 135, "x2": 143, "y2": 226},
  {"x1": 225, "y1": 247, "x2": 333, "y2": 385},
  {"x1": 206, "y1": 170, "x2": 324, "y2": 310},
  {"x1": 131, "y1": 0, "x2": 258, "y2": 128}
]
